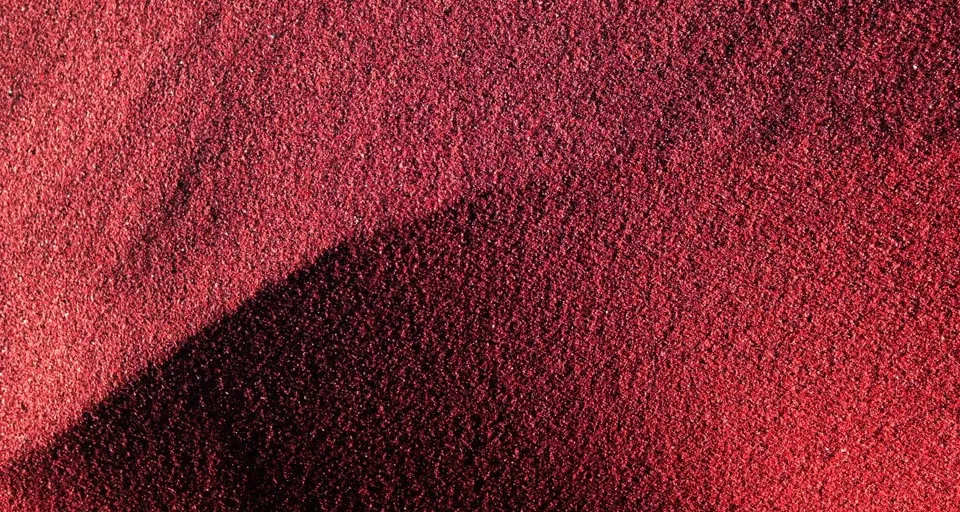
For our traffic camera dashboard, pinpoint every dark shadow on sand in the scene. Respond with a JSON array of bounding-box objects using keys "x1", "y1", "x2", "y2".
[{"x1": 6, "y1": 173, "x2": 651, "y2": 510}]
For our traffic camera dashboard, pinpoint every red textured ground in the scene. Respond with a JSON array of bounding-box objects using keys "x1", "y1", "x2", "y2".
[{"x1": 1, "y1": 0, "x2": 959, "y2": 510}]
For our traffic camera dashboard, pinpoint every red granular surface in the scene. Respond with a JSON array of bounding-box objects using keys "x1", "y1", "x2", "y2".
[{"x1": 1, "y1": 0, "x2": 959, "y2": 510}]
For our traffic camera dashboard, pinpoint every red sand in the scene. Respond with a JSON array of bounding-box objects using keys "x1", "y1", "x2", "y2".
[{"x1": 2, "y1": 0, "x2": 960, "y2": 510}]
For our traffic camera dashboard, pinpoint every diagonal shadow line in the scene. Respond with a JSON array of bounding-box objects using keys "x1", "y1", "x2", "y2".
[{"x1": 3, "y1": 170, "x2": 653, "y2": 511}]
